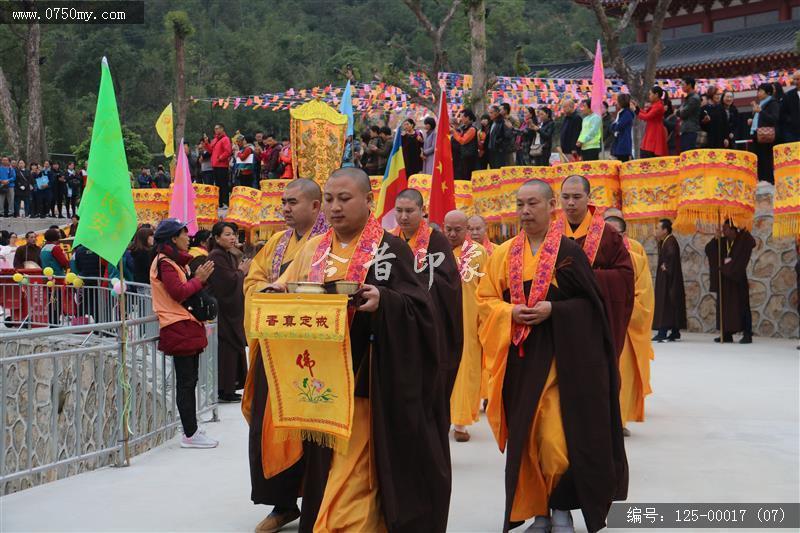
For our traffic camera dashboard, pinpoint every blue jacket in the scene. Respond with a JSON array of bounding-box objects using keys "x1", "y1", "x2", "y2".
[
  {"x1": 0, "y1": 166, "x2": 16, "y2": 187},
  {"x1": 610, "y1": 108, "x2": 635, "y2": 158}
]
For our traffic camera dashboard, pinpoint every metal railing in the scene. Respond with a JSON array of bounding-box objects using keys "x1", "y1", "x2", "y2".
[{"x1": 0, "y1": 276, "x2": 218, "y2": 494}]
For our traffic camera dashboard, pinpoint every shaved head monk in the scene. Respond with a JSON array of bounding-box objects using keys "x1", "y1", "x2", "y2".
[
  {"x1": 477, "y1": 179, "x2": 627, "y2": 533},
  {"x1": 604, "y1": 212, "x2": 655, "y2": 437},
  {"x1": 393, "y1": 187, "x2": 463, "y2": 522},
  {"x1": 443, "y1": 209, "x2": 487, "y2": 443},
  {"x1": 265, "y1": 167, "x2": 451, "y2": 532},
  {"x1": 558, "y1": 175, "x2": 634, "y2": 358},
  {"x1": 468, "y1": 214, "x2": 495, "y2": 255},
  {"x1": 242, "y1": 178, "x2": 327, "y2": 533}
]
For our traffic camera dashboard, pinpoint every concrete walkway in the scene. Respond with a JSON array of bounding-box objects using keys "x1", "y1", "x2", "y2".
[{"x1": 2, "y1": 333, "x2": 798, "y2": 532}]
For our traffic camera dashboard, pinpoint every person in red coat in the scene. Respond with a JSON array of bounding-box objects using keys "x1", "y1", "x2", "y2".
[
  {"x1": 279, "y1": 137, "x2": 293, "y2": 179},
  {"x1": 203, "y1": 123, "x2": 233, "y2": 207},
  {"x1": 636, "y1": 87, "x2": 669, "y2": 158}
]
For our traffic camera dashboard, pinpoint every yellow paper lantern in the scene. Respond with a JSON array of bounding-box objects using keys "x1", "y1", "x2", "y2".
[
  {"x1": 65, "y1": 272, "x2": 76, "y2": 284},
  {"x1": 72, "y1": 277, "x2": 84, "y2": 288},
  {"x1": 12, "y1": 273, "x2": 23, "y2": 283},
  {"x1": 42, "y1": 266, "x2": 54, "y2": 277}
]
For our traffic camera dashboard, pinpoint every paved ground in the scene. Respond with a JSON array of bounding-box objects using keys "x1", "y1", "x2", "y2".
[{"x1": 2, "y1": 333, "x2": 798, "y2": 532}]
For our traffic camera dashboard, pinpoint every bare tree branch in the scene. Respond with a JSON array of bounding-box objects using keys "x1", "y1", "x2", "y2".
[
  {"x1": 642, "y1": 0, "x2": 671, "y2": 91},
  {"x1": 437, "y1": 0, "x2": 463, "y2": 41},
  {"x1": 400, "y1": 0, "x2": 463, "y2": 106},
  {"x1": 402, "y1": 0, "x2": 436, "y2": 37},
  {"x1": 572, "y1": 41, "x2": 595, "y2": 61},
  {"x1": 616, "y1": 0, "x2": 641, "y2": 37}
]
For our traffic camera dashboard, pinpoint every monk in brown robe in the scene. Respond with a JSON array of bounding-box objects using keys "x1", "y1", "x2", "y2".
[
  {"x1": 242, "y1": 178, "x2": 326, "y2": 533},
  {"x1": 705, "y1": 220, "x2": 756, "y2": 344},
  {"x1": 652, "y1": 219, "x2": 686, "y2": 342},
  {"x1": 267, "y1": 168, "x2": 449, "y2": 532},
  {"x1": 477, "y1": 179, "x2": 627, "y2": 533},
  {"x1": 558, "y1": 175, "x2": 634, "y2": 357},
  {"x1": 393, "y1": 188, "x2": 462, "y2": 517}
]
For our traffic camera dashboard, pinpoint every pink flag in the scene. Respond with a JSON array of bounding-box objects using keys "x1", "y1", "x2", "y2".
[
  {"x1": 169, "y1": 137, "x2": 198, "y2": 236},
  {"x1": 591, "y1": 40, "x2": 605, "y2": 116}
]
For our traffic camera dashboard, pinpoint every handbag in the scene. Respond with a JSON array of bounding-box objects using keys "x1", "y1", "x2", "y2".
[
  {"x1": 157, "y1": 258, "x2": 218, "y2": 321},
  {"x1": 756, "y1": 126, "x2": 775, "y2": 144},
  {"x1": 529, "y1": 133, "x2": 543, "y2": 157},
  {"x1": 182, "y1": 288, "x2": 218, "y2": 322}
]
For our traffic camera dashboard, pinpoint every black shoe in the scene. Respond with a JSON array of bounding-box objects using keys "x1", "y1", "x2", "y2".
[
  {"x1": 714, "y1": 335, "x2": 734, "y2": 343},
  {"x1": 652, "y1": 335, "x2": 666, "y2": 343},
  {"x1": 218, "y1": 393, "x2": 242, "y2": 403},
  {"x1": 739, "y1": 335, "x2": 752, "y2": 344},
  {"x1": 667, "y1": 333, "x2": 681, "y2": 342}
]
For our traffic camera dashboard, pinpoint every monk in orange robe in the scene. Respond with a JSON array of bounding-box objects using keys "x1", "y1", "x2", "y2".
[
  {"x1": 558, "y1": 175, "x2": 634, "y2": 358},
  {"x1": 242, "y1": 178, "x2": 327, "y2": 533},
  {"x1": 264, "y1": 168, "x2": 450, "y2": 532},
  {"x1": 604, "y1": 213, "x2": 655, "y2": 435},
  {"x1": 477, "y1": 179, "x2": 627, "y2": 533},
  {"x1": 443, "y1": 210, "x2": 487, "y2": 443}
]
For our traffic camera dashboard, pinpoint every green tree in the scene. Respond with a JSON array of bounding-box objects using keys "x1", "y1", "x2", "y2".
[{"x1": 72, "y1": 125, "x2": 151, "y2": 171}]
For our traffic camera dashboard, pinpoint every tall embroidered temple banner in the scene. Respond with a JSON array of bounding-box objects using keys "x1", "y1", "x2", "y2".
[
  {"x1": 248, "y1": 292, "x2": 354, "y2": 450},
  {"x1": 289, "y1": 100, "x2": 348, "y2": 184}
]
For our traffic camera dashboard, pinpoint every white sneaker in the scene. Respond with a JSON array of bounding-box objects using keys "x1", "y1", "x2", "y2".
[
  {"x1": 180, "y1": 427, "x2": 218, "y2": 448},
  {"x1": 551, "y1": 509, "x2": 574, "y2": 533},
  {"x1": 525, "y1": 515, "x2": 551, "y2": 532}
]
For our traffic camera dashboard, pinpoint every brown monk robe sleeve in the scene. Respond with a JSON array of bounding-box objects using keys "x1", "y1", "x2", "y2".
[
  {"x1": 297, "y1": 234, "x2": 450, "y2": 533},
  {"x1": 592, "y1": 226, "x2": 635, "y2": 358},
  {"x1": 500, "y1": 238, "x2": 627, "y2": 533},
  {"x1": 426, "y1": 229, "x2": 464, "y2": 396},
  {"x1": 423, "y1": 229, "x2": 463, "y2": 517},
  {"x1": 721, "y1": 231, "x2": 755, "y2": 284},
  {"x1": 705, "y1": 237, "x2": 721, "y2": 293},
  {"x1": 368, "y1": 234, "x2": 451, "y2": 533}
]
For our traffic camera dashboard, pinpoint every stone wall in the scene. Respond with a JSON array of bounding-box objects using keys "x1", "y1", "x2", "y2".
[
  {"x1": 640, "y1": 187, "x2": 799, "y2": 338},
  {"x1": 1, "y1": 334, "x2": 178, "y2": 495}
]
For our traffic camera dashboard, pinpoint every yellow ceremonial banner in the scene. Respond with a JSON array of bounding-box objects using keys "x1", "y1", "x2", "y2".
[
  {"x1": 675, "y1": 149, "x2": 757, "y2": 233},
  {"x1": 248, "y1": 293, "x2": 354, "y2": 450},
  {"x1": 620, "y1": 156, "x2": 680, "y2": 239},
  {"x1": 155, "y1": 103, "x2": 175, "y2": 158},
  {"x1": 290, "y1": 100, "x2": 348, "y2": 183},
  {"x1": 773, "y1": 142, "x2": 800, "y2": 238}
]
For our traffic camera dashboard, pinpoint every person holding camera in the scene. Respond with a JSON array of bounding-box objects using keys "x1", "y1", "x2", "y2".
[{"x1": 151, "y1": 218, "x2": 218, "y2": 449}]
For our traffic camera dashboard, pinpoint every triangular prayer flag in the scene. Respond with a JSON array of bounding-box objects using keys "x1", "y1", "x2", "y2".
[{"x1": 73, "y1": 57, "x2": 137, "y2": 266}]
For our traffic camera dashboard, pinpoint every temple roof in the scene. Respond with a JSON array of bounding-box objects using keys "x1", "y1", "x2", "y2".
[{"x1": 529, "y1": 19, "x2": 800, "y2": 79}]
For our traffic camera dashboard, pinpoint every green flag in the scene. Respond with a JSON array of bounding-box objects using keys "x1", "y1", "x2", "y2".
[{"x1": 73, "y1": 57, "x2": 137, "y2": 266}]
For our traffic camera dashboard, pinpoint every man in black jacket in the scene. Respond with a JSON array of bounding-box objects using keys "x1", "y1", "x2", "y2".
[
  {"x1": 487, "y1": 105, "x2": 514, "y2": 169},
  {"x1": 780, "y1": 71, "x2": 800, "y2": 143},
  {"x1": 559, "y1": 99, "x2": 583, "y2": 161},
  {"x1": 13, "y1": 160, "x2": 31, "y2": 217}
]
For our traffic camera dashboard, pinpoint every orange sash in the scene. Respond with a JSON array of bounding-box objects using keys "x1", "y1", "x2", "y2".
[{"x1": 508, "y1": 222, "x2": 561, "y2": 357}]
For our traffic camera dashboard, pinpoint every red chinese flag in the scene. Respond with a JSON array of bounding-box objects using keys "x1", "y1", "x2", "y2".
[{"x1": 428, "y1": 92, "x2": 456, "y2": 226}]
